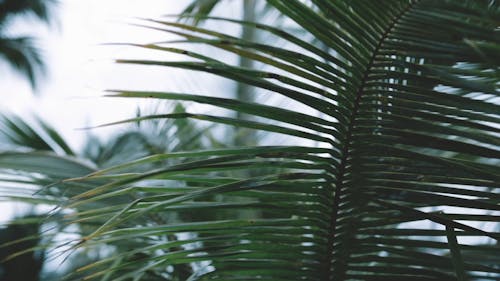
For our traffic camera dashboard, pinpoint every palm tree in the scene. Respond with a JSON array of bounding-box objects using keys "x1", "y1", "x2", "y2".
[
  {"x1": 0, "y1": 105, "x2": 214, "y2": 280},
  {"x1": 1, "y1": 0, "x2": 500, "y2": 280},
  {"x1": 0, "y1": 0, "x2": 56, "y2": 89}
]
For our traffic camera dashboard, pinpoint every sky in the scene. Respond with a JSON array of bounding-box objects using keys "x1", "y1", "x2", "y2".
[
  {"x1": 0, "y1": 0, "x2": 217, "y2": 223},
  {"x1": 0, "y1": 0, "x2": 200, "y2": 150},
  {"x1": 0, "y1": 0, "x2": 247, "y2": 224}
]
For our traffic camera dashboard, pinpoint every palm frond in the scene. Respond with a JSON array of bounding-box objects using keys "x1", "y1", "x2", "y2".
[
  {"x1": 0, "y1": 214, "x2": 45, "y2": 281},
  {"x1": 0, "y1": 0, "x2": 57, "y2": 25},
  {"x1": 179, "y1": 0, "x2": 221, "y2": 25},
  {"x1": 0, "y1": 37, "x2": 44, "y2": 89},
  {"x1": 0, "y1": 113, "x2": 73, "y2": 155},
  {"x1": 2, "y1": 0, "x2": 500, "y2": 280},
  {"x1": 0, "y1": 0, "x2": 57, "y2": 89}
]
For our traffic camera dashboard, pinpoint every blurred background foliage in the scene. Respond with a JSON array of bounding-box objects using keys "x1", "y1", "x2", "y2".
[{"x1": 0, "y1": 0, "x2": 57, "y2": 90}]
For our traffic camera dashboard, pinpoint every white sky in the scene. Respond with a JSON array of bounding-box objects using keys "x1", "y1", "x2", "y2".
[
  {"x1": 0, "y1": 0, "x2": 246, "y2": 223},
  {"x1": 0, "y1": 0, "x2": 206, "y2": 222},
  {"x1": 0, "y1": 0, "x2": 198, "y2": 149}
]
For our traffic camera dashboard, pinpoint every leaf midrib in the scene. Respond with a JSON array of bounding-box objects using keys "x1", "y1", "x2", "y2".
[{"x1": 324, "y1": 1, "x2": 420, "y2": 280}]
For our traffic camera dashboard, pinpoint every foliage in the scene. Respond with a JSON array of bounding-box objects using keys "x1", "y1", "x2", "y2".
[
  {"x1": 0, "y1": 104, "x2": 214, "y2": 280},
  {"x1": 1, "y1": 0, "x2": 500, "y2": 280},
  {"x1": 0, "y1": 215, "x2": 44, "y2": 281},
  {"x1": 0, "y1": 0, "x2": 57, "y2": 89}
]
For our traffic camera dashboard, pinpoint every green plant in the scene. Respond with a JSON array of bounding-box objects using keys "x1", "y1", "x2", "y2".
[
  {"x1": 0, "y1": 105, "x2": 214, "y2": 280},
  {"x1": 0, "y1": 214, "x2": 45, "y2": 281},
  {"x1": 0, "y1": 0, "x2": 57, "y2": 89},
  {"x1": 2, "y1": 0, "x2": 500, "y2": 280}
]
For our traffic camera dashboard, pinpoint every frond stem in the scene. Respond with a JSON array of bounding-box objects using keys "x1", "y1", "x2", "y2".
[{"x1": 324, "y1": 1, "x2": 419, "y2": 280}]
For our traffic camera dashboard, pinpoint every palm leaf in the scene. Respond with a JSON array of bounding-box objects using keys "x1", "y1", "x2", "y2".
[
  {"x1": 0, "y1": 113, "x2": 74, "y2": 155},
  {"x1": 179, "y1": 0, "x2": 221, "y2": 25},
  {"x1": 0, "y1": 0, "x2": 56, "y2": 24},
  {"x1": 0, "y1": 105, "x2": 217, "y2": 280},
  {"x1": 0, "y1": 37, "x2": 44, "y2": 89},
  {"x1": 0, "y1": 0, "x2": 57, "y2": 89},
  {"x1": 3, "y1": 0, "x2": 500, "y2": 280}
]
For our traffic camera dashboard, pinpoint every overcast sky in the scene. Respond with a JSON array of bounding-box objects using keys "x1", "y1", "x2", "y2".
[
  {"x1": 0, "y1": 0, "x2": 216, "y2": 222},
  {"x1": 0, "y1": 0, "x2": 201, "y2": 150}
]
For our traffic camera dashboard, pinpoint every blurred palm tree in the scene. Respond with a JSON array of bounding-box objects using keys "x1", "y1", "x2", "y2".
[
  {"x1": 0, "y1": 0, "x2": 56, "y2": 89},
  {"x1": 0, "y1": 103, "x2": 217, "y2": 280}
]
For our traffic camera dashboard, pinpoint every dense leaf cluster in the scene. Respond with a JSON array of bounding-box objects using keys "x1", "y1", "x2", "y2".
[{"x1": 1, "y1": 0, "x2": 499, "y2": 280}]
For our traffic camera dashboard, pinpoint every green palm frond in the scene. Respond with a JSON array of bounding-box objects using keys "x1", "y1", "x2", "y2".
[
  {"x1": 180, "y1": 0, "x2": 221, "y2": 25},
  {"x1": 0, "y1": 0, "x2": 57, "y2": 89},
  {"x1": 0, "y1": 106, "x2": 215, "y2": 279},
  {"x1": 0, "y1": 37, "x2": 44, "y2": 89},
  {"x1": 0, "y1": 0, "x2": 56, "y2": 25},
  {"x1": 0, "y1": 113, "x2": 74, "y2": 155},
  {"x1": 2, "y1": 0, "x2": 500, "y2": 280}
]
